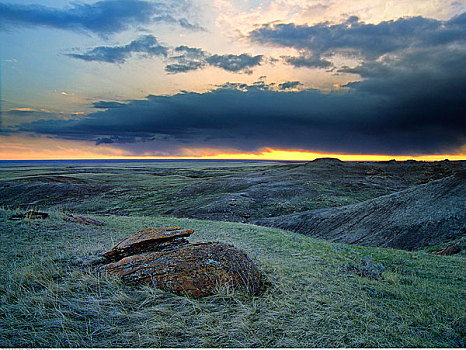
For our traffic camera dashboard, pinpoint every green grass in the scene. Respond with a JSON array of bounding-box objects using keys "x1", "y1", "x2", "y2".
[
  {"x1": 0, "y1": 209, "x2": 465, "y2": 347},
  {"x1": 0, "y1": 161, "x2": 409, "y2": 220},
  {"x1": 0, "y1": 162, "x2": 281, "y2": 217}
]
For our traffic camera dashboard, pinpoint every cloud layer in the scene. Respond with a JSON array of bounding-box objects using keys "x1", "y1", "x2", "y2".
[
  {"x1": 4, "y1": 9, "x2": 465, "y2": 157},
  {"x1": 67, "y1": 35, "x2": 168, "y2": 63},
  {"x1": 250, "y1": 12, "x2": 466, "y2": 68},
  {"x1": 69, "y1": 39, "x2": 264, "y2": 73},
  {"x1": 14, "y1": 41, "x2": 466, "y2": 155},
  {"x1": 166, "y1": 47, "x2": 263, "y2": 74},
  {"x1": 0, "y1": 0, "x2": 199, "y2": 35}
]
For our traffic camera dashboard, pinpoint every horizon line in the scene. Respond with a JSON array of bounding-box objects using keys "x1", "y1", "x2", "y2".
[{"x1": 1, "y1": 157, "x2": 464, "y2": 163}]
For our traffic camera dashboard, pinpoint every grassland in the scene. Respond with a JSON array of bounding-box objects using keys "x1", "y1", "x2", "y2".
[
  {"x1": 2, "y1": 159, "x2": 461, "y2": 222},
  {"x1": 1, "y1": 209, "x2": 464, "y2": 347}
]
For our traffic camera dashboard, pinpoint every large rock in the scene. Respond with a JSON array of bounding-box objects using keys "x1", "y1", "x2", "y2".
[
  {"x1": 101, "y1": 227, "x2": 261, "y2": 297},
  {"x1": 102, "y1": 226, "x2": 193, "y2": 262},
  {"x1": 102, "y1": 241, "x2": 261, "y2": 297}
]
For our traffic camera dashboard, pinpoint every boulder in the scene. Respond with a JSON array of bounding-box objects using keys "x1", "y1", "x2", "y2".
[
  {"x1": 103, "y1": 242, "x2": 261, "y2": 297},
  {"x1": 102, "y1": 226, "x2": 193, "y2": 262},
  {"x1": 101, "y1": 227, "x2": 261, "y2": 297}
]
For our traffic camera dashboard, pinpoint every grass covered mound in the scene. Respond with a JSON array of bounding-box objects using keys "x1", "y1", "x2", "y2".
[{"x1": 0, "y1": 210, "x2": 465, "y2": 347}]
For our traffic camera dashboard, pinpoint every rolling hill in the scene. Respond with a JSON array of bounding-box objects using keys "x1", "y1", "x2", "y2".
[{"x1": 254, "y1": 172, "x2": 466, "y2": 250}]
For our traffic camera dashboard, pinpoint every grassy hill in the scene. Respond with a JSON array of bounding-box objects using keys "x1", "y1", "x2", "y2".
[
  {"x1": 255, "y1": 172, "x2": 466, "y2": 251},
  {"x1": 2, "y1": 160, "x2": 463, "y2": 223},
  {"x1": 1, "y1": 209, "x2": 464, "y2": 347}
]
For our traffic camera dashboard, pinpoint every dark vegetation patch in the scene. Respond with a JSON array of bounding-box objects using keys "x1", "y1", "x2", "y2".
[{"x1": 344, "y1": 256, "x2": 386, "y2": 280}]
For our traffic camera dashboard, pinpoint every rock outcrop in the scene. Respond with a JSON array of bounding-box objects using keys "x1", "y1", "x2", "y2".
[{"x1": 101, "y1": 227, "x2": 261, "y2": 297}]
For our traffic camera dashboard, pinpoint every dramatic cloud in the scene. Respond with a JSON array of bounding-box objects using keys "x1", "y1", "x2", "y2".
[
  {"x1": 0, "y1": 0, "x2": 200, "y2": 35},
  {"x1": 14, "y1": 42, "x2": 466, "y2": 156},
  {"x1": 67, "y1": 35, "x2": 167, "y2": 63},
  {"x1": 6, "y1": 11, "x2": 465, "y2": 156},
  {"x1": 166, "y1": 46, "x2": 263, "y2": 74},
  {"x1": 250, "y1": 12, "x2": 466, "y2": 68}
]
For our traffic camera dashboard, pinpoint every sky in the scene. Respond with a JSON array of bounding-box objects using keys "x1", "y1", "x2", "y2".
[{"x1": 0, "y1": 0, "x2": 465, "y2": 160}]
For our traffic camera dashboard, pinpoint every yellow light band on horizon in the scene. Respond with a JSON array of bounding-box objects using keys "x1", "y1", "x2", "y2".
[{"x1": 1, "y1": 140, "x2": 465, "y2": 162}]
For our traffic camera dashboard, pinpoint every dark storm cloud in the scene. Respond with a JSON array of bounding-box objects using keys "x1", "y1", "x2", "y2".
[
  {"x1": 340, "y1": 47, "x2": 465, "y2": 96},
  {"x1": 0, "y1": 0, "x2": 201, "y2": 35},
  {"x1": 250, "y1": 12, "x2": 466, "y2": 67},
  {"x1": 15, "y1": 43, "x2": 466, "y2": 155},
  {"x1": 165, "y1": 46, "x2": 263, "y2": 74},
  {"x1": 67, "y1": 35, "x2": 167, "y2": 63}
]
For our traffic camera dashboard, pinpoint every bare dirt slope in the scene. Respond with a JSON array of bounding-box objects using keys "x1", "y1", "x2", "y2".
[{"x1": 254, "y1": 171, "x2": 466, "y2": 250}]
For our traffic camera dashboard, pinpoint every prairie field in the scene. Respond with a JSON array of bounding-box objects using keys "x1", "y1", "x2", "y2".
[{"x1": 0, "y1": 160, "x2": 465, "y2": 347}]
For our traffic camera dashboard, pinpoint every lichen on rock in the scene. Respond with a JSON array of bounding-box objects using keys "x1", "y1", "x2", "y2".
[{"x1": 100, "y1": 226, "x2": 261, "y2": 297}]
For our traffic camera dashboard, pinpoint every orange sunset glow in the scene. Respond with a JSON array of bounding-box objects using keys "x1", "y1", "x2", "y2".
[{"x1": 1, "y1": 135, "x2": 464, "y2": 162}]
